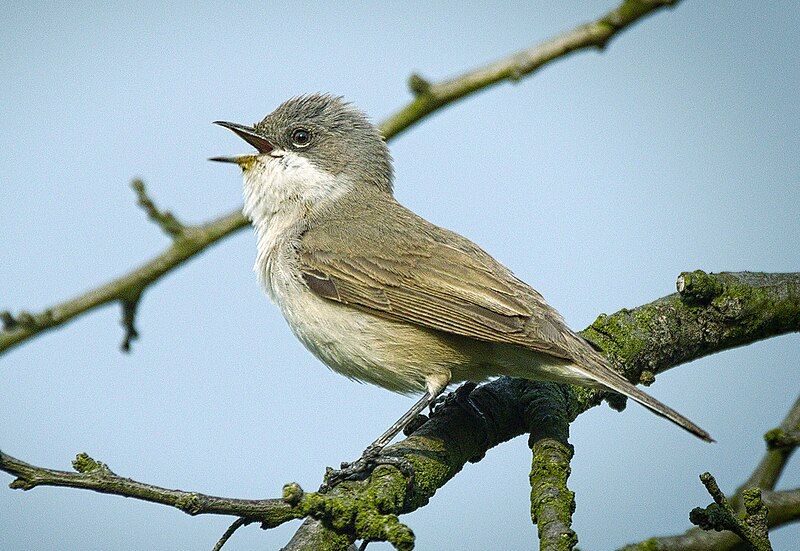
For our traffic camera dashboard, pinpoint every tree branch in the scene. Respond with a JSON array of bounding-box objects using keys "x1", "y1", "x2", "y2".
[
  {"x1": 576, "y1": 271, "x2": 800, "y2": 412},
  {"x1": 736, "y1": 394, "x2": 800, "y2": 498},
  {"x1": 1, "y1": 0, "x2": 682, "y2": 358},
  {"x1": 0, "y1": 209, "x2": 247, "y2": 355},
  {"x1": 526, "y1": 384, "x2": 578, "y2": 550},
  {"x1": 131, "y1": 179, "x2": 186, "y2": 239},
  {"x1": 3, "y1": 271, "x2": 797, "y2": 549}
]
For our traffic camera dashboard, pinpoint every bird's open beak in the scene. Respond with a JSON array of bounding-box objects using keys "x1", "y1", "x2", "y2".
[
  {"x1": 210, "y1": 121, "x2": 274, "y2": 170},
  {"x1": 212, "y1": 121, "x2": 274, "y2": 154}
]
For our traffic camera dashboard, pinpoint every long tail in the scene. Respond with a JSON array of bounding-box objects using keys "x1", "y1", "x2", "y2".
[{"x1": 572, "y1": 356, "x2": 714, "y2": 442}]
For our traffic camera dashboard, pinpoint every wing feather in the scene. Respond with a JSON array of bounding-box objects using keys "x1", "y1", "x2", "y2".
[{"x1": 299, "y1": 193, "x2": 578, "y2": 361}]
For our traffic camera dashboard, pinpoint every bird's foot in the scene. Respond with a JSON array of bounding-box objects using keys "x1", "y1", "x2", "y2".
[
  {"x1": 429, "y1": 381, "x2": 478, "y2": 415},
  {"x1": 320, "y1": 444, "x2": 415, "y2": 493}
]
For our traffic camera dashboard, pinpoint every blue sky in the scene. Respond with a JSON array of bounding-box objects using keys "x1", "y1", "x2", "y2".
[{"x1": 2, "y1": 2, "x2": 799, "y2": 549}]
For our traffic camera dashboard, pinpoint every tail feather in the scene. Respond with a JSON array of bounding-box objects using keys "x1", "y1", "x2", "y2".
[{"x1": 572, "y1": 359, "x2": 714, "y2": 443}]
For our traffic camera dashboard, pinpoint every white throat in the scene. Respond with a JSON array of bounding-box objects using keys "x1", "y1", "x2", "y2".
[{"x1": 241, "y1": 151, "x2": 351, "y2": 301}]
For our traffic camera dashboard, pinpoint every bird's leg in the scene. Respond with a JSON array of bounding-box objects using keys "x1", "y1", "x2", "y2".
[{"x1": 321, "y1": 390, "x2": 438, "y2": 492}]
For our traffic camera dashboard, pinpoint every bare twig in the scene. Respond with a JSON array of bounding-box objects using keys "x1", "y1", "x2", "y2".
[
  {"x1": 211, "y1": 518, "x2": 251, "y2": 551},
  {"x1": 380, "y1": 0, "x2": 681, "y2": 139},
  {"x1": 1, "y1": 0, "x2": 682, "y2": 358},
  {"x1": 131, "y1": 179, "x2": 185, "y2": 238},
  {"x1": 0, "y1": 209, "x2": 247, "y2": 355}
]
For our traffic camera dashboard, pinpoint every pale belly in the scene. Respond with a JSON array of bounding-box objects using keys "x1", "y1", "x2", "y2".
[{"x1": 278, "y1": 280, "x2": 477, "y2": 395}]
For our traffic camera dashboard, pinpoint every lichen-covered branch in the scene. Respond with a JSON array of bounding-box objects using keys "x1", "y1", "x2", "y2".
[
  {"x1": 689, "y1": 473, "x2": 772, "y2": 551},
  {"x1": 619, "y1": 488, "x2": 800, "y2": 551},
  {"x1": 525, "y1": 384, "x2": 578, "y2": 550},
  {"x1": 1, "y1": 0, "x2": 682, "y2": 358},
  {"x1": 577, "y1": 271, "x2": 800, "y2": 412}
]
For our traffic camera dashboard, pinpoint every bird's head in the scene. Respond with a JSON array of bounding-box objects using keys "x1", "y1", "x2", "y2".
[{"x1": 212, "y1": 95, "x2": 393, "y2": 216}]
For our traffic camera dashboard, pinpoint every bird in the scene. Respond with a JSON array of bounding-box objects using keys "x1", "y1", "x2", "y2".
[{"x1": 211, "y1": 94, "x2": 712, "y2": 485}]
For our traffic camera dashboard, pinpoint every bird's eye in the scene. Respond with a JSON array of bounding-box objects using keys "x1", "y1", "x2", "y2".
[{"x1": 291, "y1": 128, "x2": 312, "y2": 148}]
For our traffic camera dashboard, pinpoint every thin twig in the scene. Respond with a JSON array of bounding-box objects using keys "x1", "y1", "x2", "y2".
[
  {"x1": 737, "y1": 394, "x2": 800, "y2": 496},
  {"x1": 0, "y1": 450, "x2": 299, "y2": 527},
  {"x1": 211, "y1": 518, "x2": 250, "y2": 551},
  {"x1": 379, "y1": 0, "x2": 681, "y2": 139},
  {"x1": 131, "y1": 179, "x2": 185, "y2": 238}
]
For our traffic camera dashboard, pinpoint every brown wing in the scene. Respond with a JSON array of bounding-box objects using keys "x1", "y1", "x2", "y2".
[{"x1": 298, "y1": 192, "x2": 580, "y2": 361}]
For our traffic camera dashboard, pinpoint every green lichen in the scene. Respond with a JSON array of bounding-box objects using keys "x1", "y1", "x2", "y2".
[
  {"x1": 678, "y1": 270, "x2": 724, "y2": 305},
  {"x1": 635, "y1": 537, "x2": 663, "y2": 551},
  {"x1": 174, "y1": 492, "x2": 204, "y2": 515},
  {"x1": 764, "y1": 428, "x2": 786, "y2": 450},
  {"x1": 529, "y1": 438, "x2": 577, "y2": 550},
  {"x1": 71, "y1": 453, "x2": 113, "y2": 476},
  {"x1": 638, "y1": 370, "x2": 656, "y2": 386},
  {"x1": 282, "y1": 482, "x2": 304, "y2": 506}
]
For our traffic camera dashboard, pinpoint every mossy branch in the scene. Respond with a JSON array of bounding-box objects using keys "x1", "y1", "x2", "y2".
[
  {"x1": 1, "y1": 0, "x2": 681, "y2": 358},
  {"x1": 620, "y1": 488, "x2": 800, "y2": 551},
  {"x1": 283, "y1": 271, "x2": 800, "y2": 549},
  {"x1": 577, "y1": 271, "x2": 800, "y2": 412},
  {"x1": 526, "y1": 384, "x2": 578, "y2": 550}
]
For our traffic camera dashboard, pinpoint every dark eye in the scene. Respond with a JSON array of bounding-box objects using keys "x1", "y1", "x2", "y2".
[{"x1": 291, "y1": 128, "x2": 312, "y2": 147}]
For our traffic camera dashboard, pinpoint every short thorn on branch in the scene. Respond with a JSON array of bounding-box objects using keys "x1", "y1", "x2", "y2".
[
  {"x1": 407, "y1": 73, "x2": 431, "y2": 96},
  {"x1": 119, "y1": 288, "x2": 144, "y2": 352},
  {"x1": 1, "y1": 309, "x2": 54, "y2": 332},
  {"x1": 689, "y1": 472, "x2": 772, "y2": 551},
  {"x1": 131, "y1": 179, "x2": 185, "y2": 239}
]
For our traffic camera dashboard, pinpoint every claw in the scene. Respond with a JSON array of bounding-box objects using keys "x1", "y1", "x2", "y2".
[{"x1": 320, "y1": 447, "x2": 416, "y2": 494}]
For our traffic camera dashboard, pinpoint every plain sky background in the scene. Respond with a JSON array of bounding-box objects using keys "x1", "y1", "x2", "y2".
[{"x1": 1, "y1": 2, "x2": 799, "y2": 550}]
